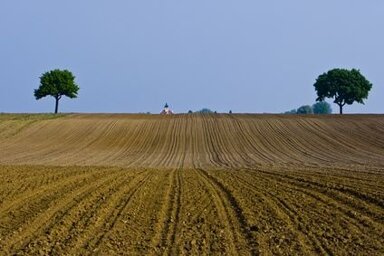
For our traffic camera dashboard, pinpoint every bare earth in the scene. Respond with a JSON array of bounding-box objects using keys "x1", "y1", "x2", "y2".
[{"x1": 0, "y1": 114, "x2": 383, "y2": 255}]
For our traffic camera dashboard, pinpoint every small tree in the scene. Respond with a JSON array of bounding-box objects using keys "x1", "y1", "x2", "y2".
[
  {"x1": 284, "y1": 109, "x2": 297, "y2": 114},
  {"x1": 314, "y1": 68, "x2": 372, "y2": 114},
  {"x1": 197, "y1": 108, "x2": 214, "y2": 114},
  {"x1": 34, "y1": 69, "x2": 79, "y2": 114},
  {"x1": 297, "y1": 105, "x2": 313, "y2": 114},
  {"x1": 313, "y1": 101, "x2": 332, "y2": 114}
]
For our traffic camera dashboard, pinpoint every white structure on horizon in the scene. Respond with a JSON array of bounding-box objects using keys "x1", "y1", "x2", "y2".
[{"x1": 160, "y1": 103, "x2": 174, "y2": 115}]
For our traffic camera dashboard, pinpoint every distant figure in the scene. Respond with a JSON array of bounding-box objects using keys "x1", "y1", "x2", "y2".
[{"x1": 160, "y1": 103, "x2": 174, "y2": 115}]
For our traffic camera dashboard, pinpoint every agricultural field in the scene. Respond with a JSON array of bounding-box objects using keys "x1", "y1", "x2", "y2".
[{"x1": 0, "y1": 114, "x2": 383, "y2": 255}]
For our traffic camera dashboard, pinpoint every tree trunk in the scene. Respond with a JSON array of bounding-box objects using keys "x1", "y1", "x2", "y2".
[
  {"x1": 55, "y1": 97, "x2": 59, "y2": 114},
  {"x1": 339, "y1": 104, "x2": 343, "y2": 115}
]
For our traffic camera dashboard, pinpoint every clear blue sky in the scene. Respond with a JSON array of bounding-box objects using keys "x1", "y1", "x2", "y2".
[{"x1": 1, "y1": 1, "x2": 383, "y2": 113}]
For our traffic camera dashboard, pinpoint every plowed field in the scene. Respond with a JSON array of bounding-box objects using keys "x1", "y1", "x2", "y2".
[{"x1": 0, "y1": 114, "x2": 383, "y2": 255}]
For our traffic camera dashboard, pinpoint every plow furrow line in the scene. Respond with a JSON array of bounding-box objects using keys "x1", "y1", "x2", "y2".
[
  {"x1": 258, "y1": 169, "x2": 384, "y2": 219},
  {"x1": 196, "y1": 168, "x2": 259, "y2": 255},
  {"x1": 0, "y1": 169, "x2": 125, "y2": 254},
  {"x1": 305, "y1": 119, "x2": 383, "y2": 163},
  {"x1": 229, "y1": 116, "x2": 273, "y2": 165},
  {"x1": 0, "y1": 168, "x2": 111, "y2": 227},
  {"x1": 20, "y1": 170, "x2": 141, "y2": 255},
  {"x1": 233, "y1": 170, "x2": 366, "y2": 254},
  {"x1": 82, "y1": 170, "x2": 153, "y2": 253},
  {"x1": 154, "y1": 169, "x2": 182, "y2": 254},
  {"x1": 243, "y1": 169, "x2": 384, "y2": 241},
  {"x1": 217, "y1": 170, "x2": 325, "y2": 255},
  {"x1": 202, "y1": 116, "x2": 232, "y2": 168},
  {"x1": 217, "y1": 116, "x2": 254, "y2": 167}
]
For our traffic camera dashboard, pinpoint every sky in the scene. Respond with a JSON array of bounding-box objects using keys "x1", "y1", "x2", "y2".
[{"x1": 0, "y1": 1, "x2": 383, "y2": 114}]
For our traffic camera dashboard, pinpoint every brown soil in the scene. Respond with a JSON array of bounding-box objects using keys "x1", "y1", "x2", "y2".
[{"x1": 0, "y1": 114, "x2": 383, "y2": 255}]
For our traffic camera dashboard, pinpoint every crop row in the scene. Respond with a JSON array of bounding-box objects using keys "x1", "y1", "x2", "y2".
[{"x1": 1, "y1": 165, "x2": 383, "y2": 255}]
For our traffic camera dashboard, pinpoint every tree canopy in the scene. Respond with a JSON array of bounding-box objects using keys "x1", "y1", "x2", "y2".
[
  {"x1": 313, "y1": 68, "x2": 372, "y2": 114},
  {"x1": 34, "y1": 69, "x2": 79, "y2": 113},
  {"x1": 313, "y1": 101, "x2": 332, "y2": 114},
  {"x1": 197, "y1": 108, "x2": 214, "y2": 114},
  {"x1": 297, "y1": 105, "x2": 313, "y2": 114},
  {"x1": 284, "y1": 109, "x2": 297, "y2": 114}
]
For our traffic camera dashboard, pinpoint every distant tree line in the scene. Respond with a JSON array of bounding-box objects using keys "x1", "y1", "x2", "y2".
[
  {"x1": 285, "y1": 102, "x2": 332, "y2": 115},
  {"x1": 188, "y1": 109, "x2": 233, "y2": 114},
  {"x1": 196, "y1": 108, "x2": 214, "y2": 114}
]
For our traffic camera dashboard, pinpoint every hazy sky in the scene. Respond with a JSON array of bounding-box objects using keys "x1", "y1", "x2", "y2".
[{"x1": 1, "y1": 1, "x2": 383, "y2": 113}]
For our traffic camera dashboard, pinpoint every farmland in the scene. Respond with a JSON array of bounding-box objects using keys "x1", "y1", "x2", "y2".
[{"x1": 0, "y1": 114, "x2": 383, "y2": 255}]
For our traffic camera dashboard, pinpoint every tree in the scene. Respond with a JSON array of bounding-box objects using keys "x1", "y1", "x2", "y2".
[
  {"x1": 284, "y1": 109, "x2": 297, "y2": 114},
  {"x1": 313, "y1": 101, "x2": 332, "y2": 114},
  {"x1": 34, "y1": 69, "x2": 79, "y2": 114},
  {"x1": 314, "y1": 68, "x2": 372, "y2": 114},
  {"x1": 297, "y1": 105, "x2": 313, "y2": 114},
  {"x1": 197, "y1": 108, "x2": 214, "y2": 114}
]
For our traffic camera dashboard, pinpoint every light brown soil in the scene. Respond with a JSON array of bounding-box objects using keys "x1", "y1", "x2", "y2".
[{"x1": 0, "y1": 114, "x2": 383, "y2": 255}]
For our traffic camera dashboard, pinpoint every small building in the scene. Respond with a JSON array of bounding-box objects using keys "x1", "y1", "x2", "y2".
[{"x1": 160, "y1": 103, "x2": 174, "y2": 115}]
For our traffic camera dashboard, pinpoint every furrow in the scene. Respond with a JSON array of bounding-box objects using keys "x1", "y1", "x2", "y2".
[
  {"x1": 155, "y1": 169, "x2": 182, "y2": 254},
  {"x1": 196, "y1": 168, "x2": 259, "y2": 255},
  {"x1": 83, "y1": 170, "x2": 154, "y2": 254},
  {"x1": 1, "y1": 168, "x2": 124, "y2": 254},
  {"x1": 18, "y1": 170, "x2": 140, "y2": 255}
]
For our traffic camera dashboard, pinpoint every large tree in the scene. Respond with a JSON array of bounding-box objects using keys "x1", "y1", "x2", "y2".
[
  {"x1": 313, "y1": 68, "x2": 372, "y2": 114},
  {"x1": 34, "y1": 69, "x2": 79, "y2": 114}
]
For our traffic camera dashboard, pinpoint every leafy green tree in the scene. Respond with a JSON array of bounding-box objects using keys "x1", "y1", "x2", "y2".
[
  {"x1": 297, "y1": 105, "x2": 313, "y2": 114},
  {"x1": 314, "y1": 68, "x2": 372, "y2": 114},
  {"x1": 313, "y1": 101, "x2": 332, "y2": 114},
  {"x1": 34, "y1": 69, "x2": 79, "y2": 114}
]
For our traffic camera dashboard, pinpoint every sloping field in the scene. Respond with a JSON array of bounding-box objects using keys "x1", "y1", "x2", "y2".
[
  {"x1": 1, "y1": 114, "x2": 384, "y2": 168},
  {"x1": 0, "y1": 114, "x2": 383, "y2": 255}
]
